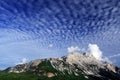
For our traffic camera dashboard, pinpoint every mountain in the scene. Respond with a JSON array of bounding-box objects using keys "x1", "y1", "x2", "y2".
[{"x1": 0, "y1": 52, "x2": 120, "y2": 80}]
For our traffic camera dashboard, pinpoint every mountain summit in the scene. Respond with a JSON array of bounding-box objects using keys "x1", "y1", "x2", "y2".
[{"x1": 1, "y1": 52, "x2": 120, "y2": 80}]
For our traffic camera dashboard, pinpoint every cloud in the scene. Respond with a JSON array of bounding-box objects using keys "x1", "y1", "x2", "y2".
[
  {"x1": 88, "y1": 44, "x2": 103, "y2": 60},
  {"x1": 88, "y1": 44, "x2": 112, "y2": 63},
  {"x1": 49, "y1": 44, "x2": 53, "y2": 47},
  {"x1": 109, "y1": 54, "x2": 120, "y2": 58},
  {"x1": 102, "y1": 57, "x2": 112, "y2": 64},
  {"x1": 17, "y1": 58, "x2": 28, "y2": 65},
  {"x1": 67, "y1": 46, "x2": 80, "y2": 53},
  {"x1": 67, "y1": 44, "x2": 112, "y2": 63}
]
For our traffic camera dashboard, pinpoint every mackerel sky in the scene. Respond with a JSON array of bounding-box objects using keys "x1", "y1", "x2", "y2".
[{"x1": 0, "y1": 0, "x2": 120, "y2": 69}]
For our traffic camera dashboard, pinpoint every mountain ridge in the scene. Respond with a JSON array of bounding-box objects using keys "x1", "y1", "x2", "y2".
[{"x1": 1, "y1": 52, "x2": 120, "y2": 80}]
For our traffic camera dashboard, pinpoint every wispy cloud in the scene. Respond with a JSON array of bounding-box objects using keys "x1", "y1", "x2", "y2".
[
  {"x1": 67, "y1": 46, "x2": 80, "y2": 53},
  {"x1": 109, "y1": 54, "x2": 120, "y2": 58}
]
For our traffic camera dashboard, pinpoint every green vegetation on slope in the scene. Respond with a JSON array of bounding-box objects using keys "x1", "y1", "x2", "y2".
[
  {"x1": 0, "y1": 71, "x2": 40, "y2": 80},
  {"x1": 38, "y1": 60, "x2": 58, "y2": 73},
  {"x1": 0, "y1": 71, "x2": 92, "y2": 80},
  {"x1": 0, "y1": 60, "x2": 94, "y2": 80}
]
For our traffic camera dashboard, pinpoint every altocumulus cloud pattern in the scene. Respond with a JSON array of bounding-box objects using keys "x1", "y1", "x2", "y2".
[{"x1": 0, "y1": 0, "x2": 120, "y2": 69}]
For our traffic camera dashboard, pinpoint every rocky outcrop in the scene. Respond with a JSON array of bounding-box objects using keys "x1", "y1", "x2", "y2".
[{"x1": 4, "y1": 52, "x2": 120, "y2": 80}]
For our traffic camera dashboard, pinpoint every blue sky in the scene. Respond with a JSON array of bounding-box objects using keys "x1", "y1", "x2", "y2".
[{"x1": 0, "y1": 0, "x2": 120, "y2": 69}]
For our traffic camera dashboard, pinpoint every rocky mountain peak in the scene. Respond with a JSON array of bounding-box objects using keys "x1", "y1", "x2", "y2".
[
  {"x1": 63, "y1": 52, "x2": 102, "y2": 65},
  {"x1": 3, "y1": 52, "x2": 120, "y2": 80}
]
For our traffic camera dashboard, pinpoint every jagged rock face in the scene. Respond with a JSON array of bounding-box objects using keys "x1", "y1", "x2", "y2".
[
  {"x1": 8, "y1": 58, "x2": 75, "y2": 73},
  {"x1": 62, "y1": 52, "x2": 117, "y2": 75},
  {"x1": 8, "y1": 59, "x2": 42, "y2": 73},
  {"x1": 63, "y1": 52, "x2": 102, "y2": 75},
  {"x1": 5, "y1": 52, "x2": 120, "y2": 80}
]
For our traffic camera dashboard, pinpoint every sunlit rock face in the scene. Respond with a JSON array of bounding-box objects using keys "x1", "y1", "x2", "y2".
[{"x1": 64, "y1": 52, "x2": 119, "y2": 75}]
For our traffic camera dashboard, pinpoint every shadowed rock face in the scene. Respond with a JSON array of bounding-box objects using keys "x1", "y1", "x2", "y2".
[{"x1": 4, "y1": 52, "x2": 120, "y2": 80}]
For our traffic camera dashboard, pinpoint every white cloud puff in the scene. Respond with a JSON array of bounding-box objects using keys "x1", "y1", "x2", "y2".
[
  {"x1": 67, "y1": 44, "x2": 112, "y2": 63},
  {"x1": 88, "y1": 44, "x2": 103, "y2": 60},
  {"x1": 48, "y1": 44, "x2": 53, "y2": 47},
  {"x1": 67, "y1": 46, "x2": 80, "y2": 53},
  {"x1": 17, "y1": 58, "x2": 27, "y2": 64}
]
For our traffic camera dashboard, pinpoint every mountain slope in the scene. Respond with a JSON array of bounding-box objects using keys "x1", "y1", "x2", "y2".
[{"x1": 1, "y1": 52, "x2": 120, "y2": 80}]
